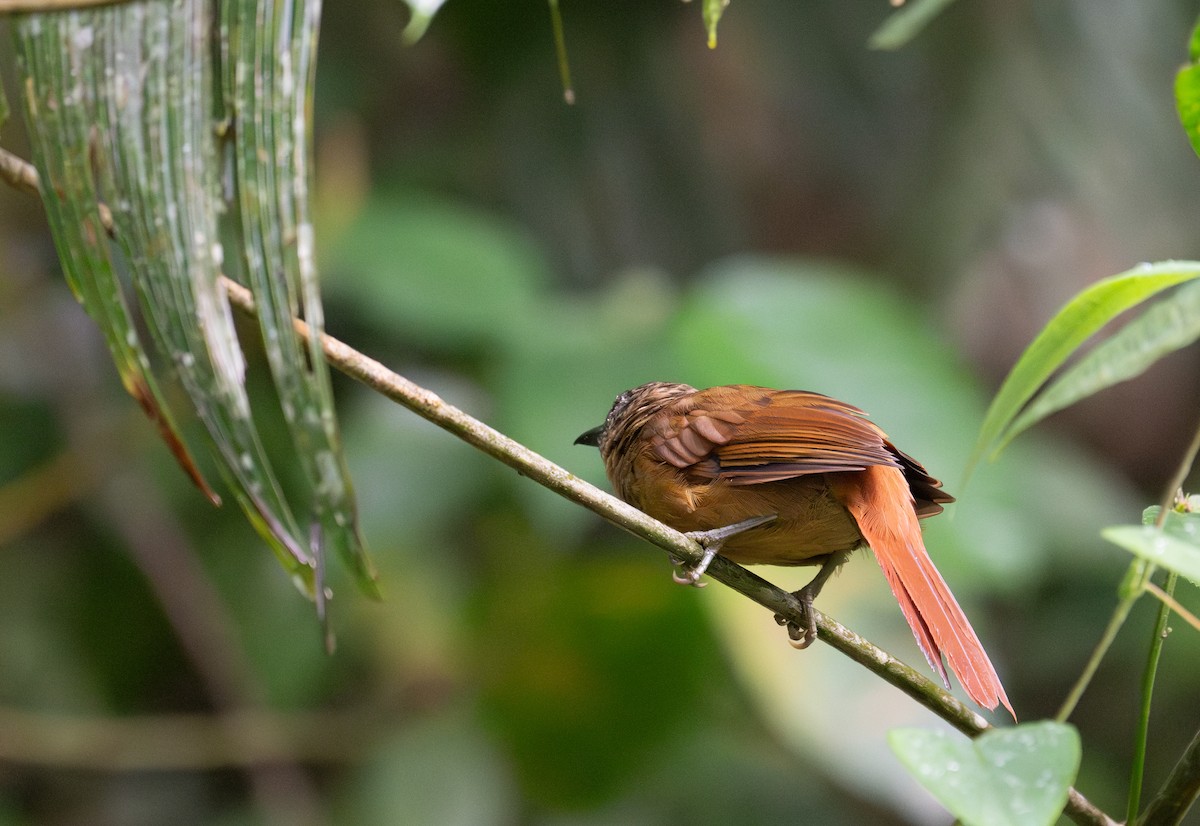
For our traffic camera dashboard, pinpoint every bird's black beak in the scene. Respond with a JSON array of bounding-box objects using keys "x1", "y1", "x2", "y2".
[{"x1": 574, "y1": 425, "x2": 604, "y2": 447}]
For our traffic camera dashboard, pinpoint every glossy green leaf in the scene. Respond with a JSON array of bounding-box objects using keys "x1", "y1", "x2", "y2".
[
  {"x1": 1143, "y1": 502, "x2": 1200, "y2": 535},
  {"x1": 967, "y1": 262, "x2": 1200, "y2": 478},
  {"x1": 869, "y1": 0, "x2": 959, "y2": 51},
  {"x1": 1176, "y1": 14, "x2": 1200, "y2": 163},
  {"x1": 1177, "y1": 15, "x2": 1200, "y2": 159},
  {"x1": 1177, "y1": 65, "x2": 1200, "y2": 160},
  {"x1": 1103, "y1": 525, "x2": 1200, "y2": 586},
  {"x1": 220, "y1": 0, "x2": 377, "y2": 597},
  {"x1": 1003, "y1": 279, "x2": 1200, "y2": 449},
  {"x1": 889, "y1": 722, "x2": 1081, "y2": 826}
]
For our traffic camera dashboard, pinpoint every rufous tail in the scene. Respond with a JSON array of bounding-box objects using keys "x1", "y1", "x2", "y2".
[{"x1": 837, "y1": 465, "x2": 1015, "y2": 719}]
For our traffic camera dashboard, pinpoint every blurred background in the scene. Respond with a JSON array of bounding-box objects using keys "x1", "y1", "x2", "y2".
[{"x1": 2, "y1": 0, "x2": 1200, "y2": 823}]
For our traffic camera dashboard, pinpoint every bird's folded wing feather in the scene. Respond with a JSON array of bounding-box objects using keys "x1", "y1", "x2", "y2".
[{"x1": 648, "y1": 386, "x2": 901, "y2": 484}]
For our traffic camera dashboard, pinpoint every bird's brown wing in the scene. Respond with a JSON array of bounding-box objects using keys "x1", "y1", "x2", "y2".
[{"x1": 646, "y1": 386, "x2": 897, "y2": 483}]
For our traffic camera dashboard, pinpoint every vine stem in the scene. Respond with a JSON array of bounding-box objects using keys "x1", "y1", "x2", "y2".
[
  {"x1": 1128, "y1": 571, "x2": 1176, "y2": 823},
  {"x1": 1131, "y1": 410, "x2": 1200, "y2": 825}
]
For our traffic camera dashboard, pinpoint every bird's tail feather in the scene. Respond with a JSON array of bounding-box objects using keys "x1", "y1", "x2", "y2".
[{"x1": 838, "y1": 465, "x2": 1014, "y2": 719}]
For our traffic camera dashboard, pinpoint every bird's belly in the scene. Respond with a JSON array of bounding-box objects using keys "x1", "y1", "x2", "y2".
[{"x1": 634, "y1": 475, "x2": 863, "y2": 567}]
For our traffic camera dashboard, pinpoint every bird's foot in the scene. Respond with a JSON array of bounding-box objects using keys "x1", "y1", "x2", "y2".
[
  {"x1": 672, "y1": 514, "x2": 777, "y2": 586},
  {"x1": 771, "y1": 550, "x2": 848, "y2": 648},
  {"x1": 774, "y1": 585, "x2": 819, "y2": 649}
]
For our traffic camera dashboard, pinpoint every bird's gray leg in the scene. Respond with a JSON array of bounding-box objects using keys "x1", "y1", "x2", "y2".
[
  {"x1": 773, "y1": 550, "x2": 851, "y2": 648},
  {"x1": 672, "y1": 514, "x2": 777, "y2": 586}
]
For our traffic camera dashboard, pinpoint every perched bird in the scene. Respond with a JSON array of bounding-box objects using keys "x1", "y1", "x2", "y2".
[{"x1": 575, "y1": 382, "x2": 1012, "y2": 717}]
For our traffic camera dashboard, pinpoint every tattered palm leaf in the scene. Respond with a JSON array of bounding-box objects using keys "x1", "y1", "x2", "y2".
[
  {"x1": 219, "y1": 0, "x2": 377, "y2": 596},
  {"x1": 12, "y1": 0, "x2": 376, "y2": 617}
]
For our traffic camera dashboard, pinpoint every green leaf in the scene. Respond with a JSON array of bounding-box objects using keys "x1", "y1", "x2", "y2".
[
  {"x1": 12, "y1": 7, "x2": 218, "y2": 504},
  {"x1": 1004, "y1": 279, "x2": 1200, "y2": 448},
  {"x1": 220, "y1": 0, "x2": 378, "y2": 597},
  {"x1": 967, "y1": 262, "x2": 1200, "y2": 478},
  {"x1": 869, "y1": 0, "x2": 960, "y2": 51},
  {"x1": 15, "y1": 3, "x2": 334, "y2": 600},
  {"x1": 1143, "y1": 502, "x2": 1200, "y2": 534},
  {"x1": 1176, "y1": 61, "x2": 1200, "y2": 160},
  {"x1": 889, "y1": 722, "x2": 1081, "y2": 826},
  {"x1": 1103, "y1": 525, "x2": 1200, "y2": 586},
  {"x1": 702, "y1": 0, "x2": 730, "y2": 49}
]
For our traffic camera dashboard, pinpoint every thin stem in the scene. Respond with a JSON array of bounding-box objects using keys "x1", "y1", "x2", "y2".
[
  {"x1": 547, "y1": 0, "x2": 575, "y2": 104},
  {"x1": 1144, "y1": 581, "x2": 1200, "y2": 633},
  {"x1": 1135, "y1": 410, "x2": 1200, "y2": 825},
  {"x1": 1128, "y1": 571, "x2": 1177, "y2": 823}
]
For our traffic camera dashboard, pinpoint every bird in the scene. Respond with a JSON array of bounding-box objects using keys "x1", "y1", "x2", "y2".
[{"x1": 575, "y1": 381, "x2": 1013, "y2": 717}]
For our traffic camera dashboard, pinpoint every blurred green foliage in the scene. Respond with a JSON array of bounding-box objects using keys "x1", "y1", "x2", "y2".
[{"x1": 3, "y1": 1, "x2": 1200, "y2": 825}]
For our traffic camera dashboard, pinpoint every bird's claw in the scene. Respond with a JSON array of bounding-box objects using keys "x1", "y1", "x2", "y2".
[
  {"x1": 779, "y1": 615, "x2": 818, "y2": 649},
  {"x1": 774, "y1": 588, "x2": 818, "y2": 648},
  {"x1": 672, "y1": 561, "x2": 709, "y2": 587},
  {"x1": 673, "y1": 514, "x2": 777, "y2": 587}
]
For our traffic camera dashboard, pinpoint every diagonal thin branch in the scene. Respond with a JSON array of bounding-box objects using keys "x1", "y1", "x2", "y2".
[{"x1": 2, "y1": 142, "x2": 1117, "y2": 826}]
